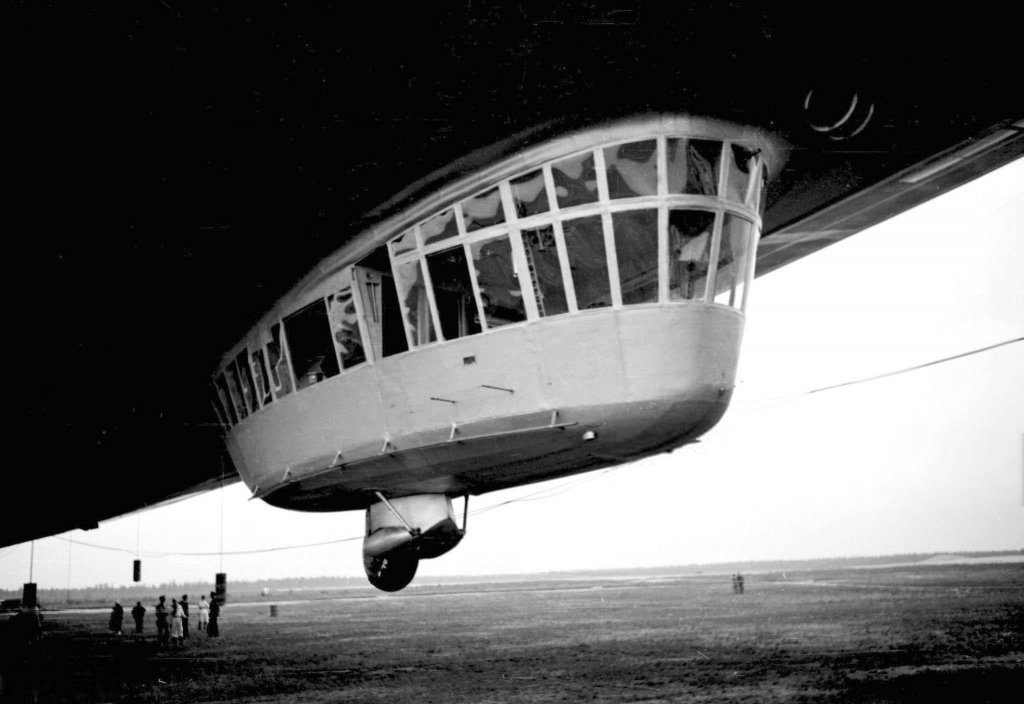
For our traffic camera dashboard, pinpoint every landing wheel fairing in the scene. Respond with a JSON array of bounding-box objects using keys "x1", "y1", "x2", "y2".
[
  {"x1": 361, "y1": 494, "x2": 466, "y2": 591},
  {"x1": 363, "y1": 551, "x2": 419, "y2": 592}
]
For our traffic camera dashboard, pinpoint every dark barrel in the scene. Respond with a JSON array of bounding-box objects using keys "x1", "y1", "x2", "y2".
[{"x1": 215, "y1": 572, "x2": 227, "y2": 604}]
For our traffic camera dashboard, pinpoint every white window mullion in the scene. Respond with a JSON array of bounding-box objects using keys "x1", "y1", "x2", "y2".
[
  {"x1": 462, "y1": 241, "x2": 488, "y2": 332},
  {"x1": 348, "y1": 266, "x2": 376, "y2": 364},
  {"x1": 593, "y1": 148, "x2": 621, "y2": 308},
  {"x1": 498, "y1": 181, "x2": 538, "y2": 321},
  {"x1": 388, "y1": 239, "x2": 418, "y2": 350},
  {"x1": 454, "y1": 201, "x2": 469, "y2": 237},
  {"x1": 741, "y1": 222, "x2": 761, "y2": 312},
  {"x1": 537, "y1": 164, "x2": 575, "y2": 313},
  {"x1": 601, "y1": 210, "x2": 622, "y2": 308},
  {"x1": 542, "y1": 163, "x2": 560, "y2": 216},
  {"x1": 657, "y1": 204, "x2": 668, "y2": 303},
  {"x1": 594, "y1": 147, "x2": 611, "y2": 203},
  {"x1": 744, "y1": 153, "x2": 761, "y2": 208},
  {"x1": 508, "y1": 224, "x2": 540, "y2": 321},
  {"x1": 705, "y1": 211, "x2": 723, "y2": 303},
  {"x1": 551, "y1": 218, "x2": 578, "y2": 313},
  {"x1": 478, "y1": 183, "x2": 524, "y2": 331},
  {"x1": 324, "y1": 292, "x2": 346, "y2": 374},
  {"x1": 419, "y1": 251, "x2": 443, "y2": 342},
  {"x1": 657, "y1": 135, "x2": 668, "y2": 196},
  {"x1": 412, "y1": 222, "x2": 444, "y2": 342},
  {"x1": 262, "y1": 336, "x2": 283, "y2": 403},
  {"x1": 277, "y1": 319, "x2": 299, "y2": 393},
  {"x1": 459, "y1": 227, "x2": 509, "y2": 249},
  {"x1": 497, "y1": 181, "x2": 518, "y2": 227},
  {"x1": 716, "y1": 141, "x2": 728, "y2": 197}
]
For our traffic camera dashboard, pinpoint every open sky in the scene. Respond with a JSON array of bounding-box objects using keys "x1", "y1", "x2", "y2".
[{"x1": 2, "y1": 157, "x2": 1021, "y2": 591}]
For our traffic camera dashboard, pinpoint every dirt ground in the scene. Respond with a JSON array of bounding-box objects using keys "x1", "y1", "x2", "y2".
[{"x1": 2, "y1": 562, "x2": 1022, "y2": 702}]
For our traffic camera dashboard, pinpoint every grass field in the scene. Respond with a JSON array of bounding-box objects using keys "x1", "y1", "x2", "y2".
[{"x1": 2, "y1": 562, "x2": 1022, "y2": 702}]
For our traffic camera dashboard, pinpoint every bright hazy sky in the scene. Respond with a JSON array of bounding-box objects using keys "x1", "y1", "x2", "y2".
[{"x1": 3, "y1": 158, "x2": 1021, "y2": 591}]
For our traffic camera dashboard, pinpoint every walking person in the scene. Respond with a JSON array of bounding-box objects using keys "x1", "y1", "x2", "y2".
[
  {"x1": 131, "y1": 601, "x2": 146, "y2": 635},
  {"x1": 155, "y1": 596, "x2": 169, "y2": 645},
  {"x1": 180, "y1": 594, "x2": 190, "y2": 639},
  {"x1": 197, "y1": 594, "x2": 210, "y2": 633},
  {"x1": 736, "y1": 573, "x2": 744, "y2": 594},
  {"x1": 207, "y1": 591, "x2": 220, "y2": 637}
]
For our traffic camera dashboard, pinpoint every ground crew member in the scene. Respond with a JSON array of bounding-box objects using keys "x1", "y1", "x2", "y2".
[
  {"x1": 155, "y1": 595, "x2": 169, "y2": 644},
  {"x1": 131, "y1": 601, "x2": 146, "y2": 635}
]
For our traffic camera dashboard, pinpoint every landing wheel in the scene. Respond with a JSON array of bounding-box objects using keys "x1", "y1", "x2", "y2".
[{"x1": 363, "y1": 552, "x2": 419, "y2": 592}]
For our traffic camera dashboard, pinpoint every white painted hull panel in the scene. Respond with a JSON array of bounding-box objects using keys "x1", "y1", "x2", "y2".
[{"x1": 226, "y1": 304, "x2": 743, "y2": 510}]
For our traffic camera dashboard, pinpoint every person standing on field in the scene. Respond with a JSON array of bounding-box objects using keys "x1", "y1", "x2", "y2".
[
  {"x1": 108, "y1": 602, "x2": 124, "y2": 636},
  {"x1": 131, "y1": 601, "x2": 146, "y2": 635},
  {"x1": 155, "y1": 595, "x2": 169, "y2": 645},
  {"x1": 197, "y1": 594, "x2": 210, "y2": 633},
  {"x1": 207, "y1": 591, "x2": 220, "y2": 637},
  {"x1": 180, "y1": 594, "x2": 190, "y2": 639},
  {"x1": 170, "y1": 598, "x2": 183, "y2": 642}
]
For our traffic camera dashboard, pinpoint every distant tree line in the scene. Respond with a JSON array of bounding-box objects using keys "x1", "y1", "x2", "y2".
[{"x1": 2, "y1": 550, "x2": 1019, "y2": 608}]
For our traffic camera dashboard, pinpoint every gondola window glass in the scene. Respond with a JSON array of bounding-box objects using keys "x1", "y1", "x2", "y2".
[
  {"x1": 562, "y1": 215, "x2": 611, "y2": 309},
  {"x1": 224, "y1": 362, "x2": 249, "y2": 420},
  {"x1": 521, "y1": 225, "x2": 568, "y2": 317},
  {"x1": 714, "y1": 214, "x2": 754, "y2": 309},
  {"x1": 553, "y1": 152, "x2": 599, "y2": 209},
  {"x1": 284, "y1": 299, "x2": 340, "y2": 390},
  {"x1": 462, "y1": 187, "x2": 505, "y2": 232},
  {"x1": 391, "y1": 228, "x2": 418, "y2": 256},
  {"x1": 426, "y1": 247, "x2": 482, "y2": 340},
  {"x1": 725, "y1": 144, "x2": 760, "y2": 204},
  {"x1": 470, "y1": 235, "x2": 527, "y2": 328},
  {"x1": 667, "y1": 138, "x2": 722, "y2": 196},
  {"x1": 421, "y1": 209, "x2": 459, "y2": 245},
  {"x1": 604, "y1": 140, "x2": 657, "y2": 199},
  {"x1": 377, "y1": 273, "x2": 409, "y2": 358},
  {"x1": 268, "y1": 323, "x2": 294, "y2": 398},
  {"x1": 355, "y1": 248, "x2": 409, "y2": 359},
  {"x1": 612, "y1": 209, "x2": 659, "y2": 305},
  {"x1": 668, "y1": 209, "x2": 715, "y2": 301},
  {"x1": 214, "y1": 375, "x2": 237, "y2": 425},
  {"x1": 396, "y1": 259, "x2": 437, "y2": 346},
  {"x1": 328, "y1": 283, "x2": 366, "y2": 369},
  {"x1": 510, "y1": 170, "x2": 548, "y2": 217},
  {"x1": 235, "y1": 350, "x2": 259, "y2": 412},
  {"x1": 251, "y1": 349, "x2": 273, "y2": 406}
]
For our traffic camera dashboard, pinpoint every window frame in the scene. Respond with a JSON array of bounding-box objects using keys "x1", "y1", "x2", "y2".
[{"x1": 216, "y1": 126, "x2": 773, "y2": 426}]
